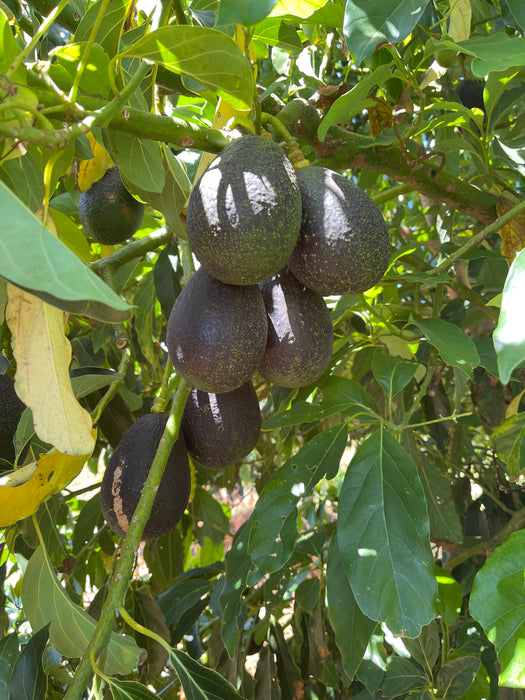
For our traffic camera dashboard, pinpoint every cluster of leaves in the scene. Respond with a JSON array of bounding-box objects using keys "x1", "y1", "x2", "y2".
[{"x1": 1, "y1": 0, "x2": 525, "y2": 698}]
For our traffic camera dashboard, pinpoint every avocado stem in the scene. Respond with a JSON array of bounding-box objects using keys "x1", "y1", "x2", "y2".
[{"x1": 260, "y1": 112, "x2": 310, "y2": 169}]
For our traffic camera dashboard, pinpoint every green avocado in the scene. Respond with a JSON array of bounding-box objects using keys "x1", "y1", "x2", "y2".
[
  {"x1": 100, "y1": 413, "x2": 190, "y2": 541},
  {"x1": 0, "y1": 374, "x2": 25, "y2": 463},
  {"x1": 287, "y1": 166, "x2": 391, "y2": 295},
  {"x1": 166, "y1": 267, "x2": 268, "y2": 393},
  {"x1": 259, "y1": 268, "x2": 333, "y2": 387},
  {"x1": 181, "y1": 382, "x2": 261, "y2": 470},
  {"x1": 185, "y1": 134, "x2": 302, "y2": 285},
  {"x1": 78, "y1": 166, "x2": 144, "y2": 245}
]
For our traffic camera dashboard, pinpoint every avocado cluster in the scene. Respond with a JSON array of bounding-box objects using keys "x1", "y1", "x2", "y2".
[{"x1": 100, "y1": 134, "x2": 391, "y2": 541}]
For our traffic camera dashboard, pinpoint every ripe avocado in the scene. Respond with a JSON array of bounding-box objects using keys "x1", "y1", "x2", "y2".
[
  {"x1": 185, "y1": 134, "x2": 302, "y2": 285},
  {"x1": 287, "y1": 166, "x2": 390, "y2": 295},
  {"x1": 0, "y1": 374, "x2": 25, "y2": 463},
  {"x1": 100, "y1": 413, "x2": 190, "y2": 541},
  {"x1": 456, "y1": 80, "x2": 485, "y2": 113},
  {"x1": 259, "y1": 268, "x2": 333, "y2": 387},
  {"x1": 78, "y1": 166, "x2": 144, "y2": 245},
  {"x1": 166, "y1": 267, "x2": 268, "y2": 393},
  {"x1": 181, "y1": 382, "x2": 261, "y2": 470}
]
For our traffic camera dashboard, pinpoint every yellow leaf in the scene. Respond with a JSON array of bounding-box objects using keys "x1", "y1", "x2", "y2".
[
  {"x1": 271, "y1": 0, "x2": 324, "y2": 18},
  {"x1": 448, "y1": 0, "x2": 471, "y2": 43},
  {"x1": 77, "y1": 132, "x2": 113, "y2": 192},
  {"x1": 6, "y1": 284, "x2": 95, "y2": 455},
  {"x1": 369, "y1": 96, "x2": 393, "y2": 137},
  {"x1": 498, "y1": 196, "x2": 525, "y2": 261},
  {"x1": 0, "y1": 439, "x2": 95, "y2": 527}
]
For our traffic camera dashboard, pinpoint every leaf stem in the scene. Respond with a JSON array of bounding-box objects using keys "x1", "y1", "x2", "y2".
[
  {"x1": 90, "y1": 348, "x2": 130, "y2": 425},
  {"x1": 69, "y1": 0, "x2": 111, "y2": 104},
  {"x1": 434, "y1": 198, "x2": 525, "y2": 274},
  {"x1": 63, "y1": 379, "x2": 190, "y2": 700}
]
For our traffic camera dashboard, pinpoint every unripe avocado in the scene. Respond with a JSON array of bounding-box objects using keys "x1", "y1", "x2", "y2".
[
  {"x1": 287, "y1": 166, "x2": 390, "y2": 295},
  {"x1": 79, "y1": 166, "x2": 144, "y2": 245},
  {"x1": 100, "y1": 413, "x2": 190, "y2": 541},
  {"x1": 0, "y1": 374, "x2": 25, "y2": 463},
  {"x1": 185, "y1": 134, "x2": 302, "y2": 285},
  {"x1": 259, "y1": 268, "x2": 333, "y2": 388},
  {"x1": 181, "y1": 382, "x2": 261, "y2": 470},
  {"x1": 166, "y1": 267, "x2": 268, "y2": 393}
]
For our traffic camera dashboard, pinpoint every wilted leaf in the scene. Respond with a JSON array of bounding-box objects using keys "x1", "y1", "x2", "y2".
[
  {"x1": 0, "y1": 443, "x2": 95, "y2": 527},
  {"x1": 6, "y1": 284, "x2": 95, "y2": 455},
  {"x1": 77, "y1": 133, "x2": 113, "y2": 192},
  {"x1": 337, "y1": 429, "x2": 436, "y2": 637},
  {"x1": 498, "y1": 196, "x2": 525, "y2": 260},
  {"x1": 21, "y1": 546, "x2": 143, "y2": 675},
  {"x1": 448, "y1": 0, "x2": 471, "y2": 42}
]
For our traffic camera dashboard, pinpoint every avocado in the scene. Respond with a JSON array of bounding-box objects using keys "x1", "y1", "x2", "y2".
[
  {"x1": 181, "y1": 382, "x2": 261, "y2": 470},
  {"x1": 456, "y1": 80, "x2": 485, "y2": 113},
  {"x1": 259, "y1": 268, "x2": 333, "y2": 387},
  {"x1": 185, "y1": 134, "x2": 302, "y2": 285},
  {"x1": 78, "y1": 166, "x2": 144, "y2": 245},
  {"x1": 166, "y1": 267, "x2": 268, "y2": 393},
  {"x1": 100, "y1": 413, "x2": 190, "y2": 541},
  {"x1": 0, "y1": 373, "x2": 25, "y2": 463},
  {"x1": 287, "y1": 166, "x2": 390, "y2": 295}
]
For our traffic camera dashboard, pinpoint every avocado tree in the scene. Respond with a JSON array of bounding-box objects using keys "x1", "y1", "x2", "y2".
[{"x1": 1, "y1": 0, "x2": 525, "y2": 697}]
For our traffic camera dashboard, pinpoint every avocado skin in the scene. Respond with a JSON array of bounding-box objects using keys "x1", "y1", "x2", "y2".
[
  {"x1": 186, "y1": 134, "x2": 302, "y2": 285},
  {"x1": 100, "y1": 413, "x2": 190, "y2": 541},
  {"x1": 166, "y1": 267, "x2": 268, "y2": 393},
  {"x1": 181, "y1": 382, "x2": 261, "y2": 470},
  {"x1": 287, "y1": 166, "x2": 390, "y2": 295},
  {"x1": 0, "y1": 374, "x2": 25, "y2": 463},
  {"x1": 259, "y1": 268, "x2": 333, "y2": 387},
  {"x1": 79, "y1": 166, "x2": 144, "y2": 245}
]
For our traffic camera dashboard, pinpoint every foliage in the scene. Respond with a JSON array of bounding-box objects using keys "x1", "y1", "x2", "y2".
[{"x1": 0, "y1": 0, "x2": 525, "y2": 698}]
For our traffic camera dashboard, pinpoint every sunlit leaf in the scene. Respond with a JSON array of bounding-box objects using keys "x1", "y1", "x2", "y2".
[
  {"x1": 74, "y1": 0, "x2": 127, "y2": 57},
  {"x1": 77, "y1": 133, "x2": 113, "y2": 192},
  {"x1": 121, "y1": 26, "x2": 254, "y2": 110},
  {"x1": 494, "y1": 248, "x2": 525, "y2": 384},
  {"x1": 217, "y1": 0, "x2": 280, "y2": 26},
  {"x1": 21, "y1": 546, "x2": 143, "y2": 675},
  {"x1": 338, "y1": 429, "x2": 436, "y2": 638}
]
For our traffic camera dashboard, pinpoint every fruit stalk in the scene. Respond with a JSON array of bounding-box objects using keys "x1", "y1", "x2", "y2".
[{"x1": 63, "y1": 379, "x2": 190, "y2": 700}]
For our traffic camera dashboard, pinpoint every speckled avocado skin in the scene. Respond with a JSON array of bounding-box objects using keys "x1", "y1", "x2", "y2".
[
  {"x1": 287, "y1": 166, "x2": 390, "y2": 295},
  {"x1": 78, "y1": 166, "x2": 144, "y2": 245},
  {"x1": 181, "y1": 382, "x2": 261, "y2": 470},
  {"x1": 259, "y1": 268, "x2": 333, "y2": 387},
  {"x1": 0, "y1": 374, "x2": 25, "y2": 463},
  {"x1": 100, "y1": 413, "x2": 190, "y2": 541},
  {"x1": 166, "y1": 267, "x2": 268, "y2": 393},
  {"x1": 186, "y1": 134, "x2": 302, "y2": 285}
]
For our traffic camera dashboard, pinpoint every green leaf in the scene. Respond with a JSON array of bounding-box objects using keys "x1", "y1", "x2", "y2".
[
  {"x1": 403, "y1": 621, "x2": 440, "y2": 671},
  {"x1": 0, "y1": 151, "x2": 45, "y2": 212},
  {"x1": 248, "y1": 423, "x2": 348, "y2": 574},
  {"x1": 436, "y1": 656, "x2": 480, "y2": 698},
  {"x1": 74, "y1": 0, "x2": 127, "y2": 57},
  {"x1": 169, "y1": 647, "x2": 243, "y2": 699},
  {"x1": 343, "y1": 0, "x2": 429, "y2": 66},
  {"x1": 501, "y1": 0, "x2": 525, "y2": 31},
  {"x1": 132, "y1": 271, "x2": 160, "y2": 374},
  {"x1": 415, "y1": 317, "x2": 480, "y2": 378},
  {"x1": 254, "y1": 645, "x2": 280, "y2": 700},
  {"x1": 491, "y1": 411, "x2": 525, "y2": 478},
  {"x1": 217, "y1": 0, "x2": 280, "y2": 26},
  {"x1": 130, "y1": 590, "x2": 170, "y2": 684},
  {"x1": 252, "y1": 17, "x2": 302, "y2": 54},
  {"x1": 436, "y1": 573, "x2": 463, "y2": 629},
  {"x1": 372, "y1": 352, "x2": 418, "y2": 399},
  {"x1": 470, "y1": 529, "x2": 525, "y2": 686},
  {"x1": 48, "y1": 43, "x2": 111, "y2": 97},
  {"x1": 21, "y1": 546, "x2": 143, "y2": 675},
  {"x1": 70, "y1": 370, "x2": 121, "y2": 400},
  {"x1": 219, "y1": 519, "x2": 252, "y2": 657},
  {"x1": 493, "y1": 248, "x2": 525, "y2": 384},
  {"x1": 107, "y1": 679, "x2": 159, "y2": 699},
  {"x1": 121, "y1": 26, "x2": 254, "y2": 110},
  {"x1": 0, "y1": 181, "x2": 131, "y2": 322},
  {"x1": 158, "y1": 577, "x2": 213, "y2": 628},
  {"x1": 419, "y1": 461, "x2": 463, "y2": 543},
  {"x1": 380, "y1": 657, "x2": 426, "y2": 697},
  {"x1": 154, "y1": 245, "x2": 182, "y2": 319},
  {"x1": 458, "y1": 33, "x2": 525, "y2": 77},
  {"x1": 337, "y1": 429, "x2": 436, "y2": 637},
  {"x1": 108, "y1": 131, "x2": 165, "y2": 193},
  {"x1": 326, "y1": 536, "x2": 376, "y2": 680},
  {"x1": 318, "y1": 62, "x2": 397, "y2": 141},
  {"x1": 143, "y1": 529, "x2": 185, "y2": 591},
  {"x1": 0, "y1": 633, "x2": 19, "y2": 694},
  {"x1": 192, "y1": 486, "x2": 230, "y2": 546},
  {"x1": 9, "y1": 624, "x2": 49, "y2": 700}
]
